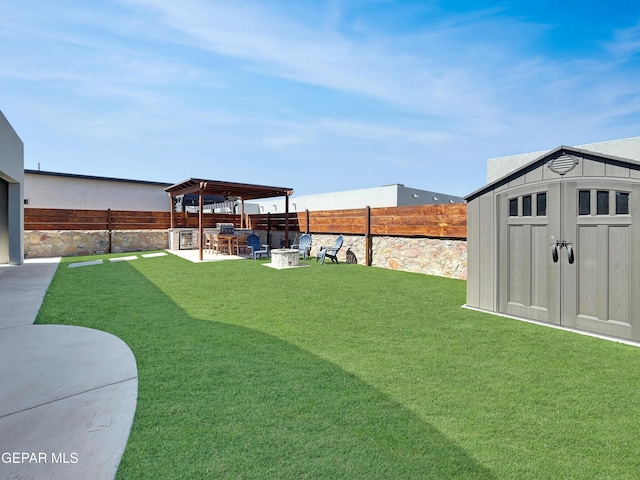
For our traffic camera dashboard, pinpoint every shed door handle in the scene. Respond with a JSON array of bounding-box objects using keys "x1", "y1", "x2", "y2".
[{"x1": 552, "y1": 240, "x2": 574, "y2": 264}]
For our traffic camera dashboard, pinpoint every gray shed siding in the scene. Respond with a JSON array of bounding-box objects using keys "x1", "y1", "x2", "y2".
[
  {"x1": 466, "y1": 146, "x2": 640, "y2": 342},
  {"x1": 466, "y1": 192, "x2": 497, "y2": 311}
]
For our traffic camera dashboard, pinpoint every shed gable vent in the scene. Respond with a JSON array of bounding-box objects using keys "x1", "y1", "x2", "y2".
[{"x1": 547, "y1": 153, "x2": 579, "y2": 175}]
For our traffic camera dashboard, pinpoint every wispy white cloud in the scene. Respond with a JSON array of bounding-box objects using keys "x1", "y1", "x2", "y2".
[
  {"x1": 316, "y1": 118, "x2": 453, "y2": 144},
  {"x1": 117, "y1": 0, "x2": 501, "y2": 118},
  {"x1": 114, "y1": 0, "x2": 640, "y2": 139},
  {"x1": 606, "y1": 22, "x2": 640, "y2": 60},
  {"x1": 2, "y1": 0, "x2": 640, "y2": 195},
  {"x1": 262, "y1": 133, "x2": 306, "y2": 148}
]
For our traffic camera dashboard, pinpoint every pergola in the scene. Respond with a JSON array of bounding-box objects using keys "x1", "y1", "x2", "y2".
[{"x1": 165, "y1": 178, "x2": 294, "y2": 261}]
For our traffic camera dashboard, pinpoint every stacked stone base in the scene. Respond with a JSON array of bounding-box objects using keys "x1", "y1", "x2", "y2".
[
  {"x1": 23, "y1": 230, "x2": 466, "y2": 280},
  {"x1": 24, "y1": 230, "x2": 169, "y2": 258},
  {"x1": 307, "y1": 234, "x2": 467, "y2": 280}
]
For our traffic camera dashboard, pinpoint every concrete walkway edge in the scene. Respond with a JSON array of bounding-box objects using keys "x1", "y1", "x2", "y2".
[{"x1": 0, "y1": 258, "x2": 138, "y2": 479}]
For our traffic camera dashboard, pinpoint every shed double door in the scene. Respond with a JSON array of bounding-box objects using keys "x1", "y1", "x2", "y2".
[{"x1": 498, "y1": 179, "x2": 639, "y2": 341}]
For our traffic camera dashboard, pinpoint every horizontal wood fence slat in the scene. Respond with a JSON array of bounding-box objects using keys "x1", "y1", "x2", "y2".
[
  {"x1": 25, "y1": 204, "x2": 467, "y2": 238},
  {"x1": 247, "y1": 213, "x2": 300, "y2": 232},
  {"x1": 298, "y1": 204, "x2": 467, "y2": 238},
  {"x1": 24, "y1": 208, "x2": 172, "y2": 230},
  {"x1": 24, "y1": 208, "x2": 249, "y2": 230},
  {"x1": 171, "y1": 213, "x2": 243, "y2": 229}
]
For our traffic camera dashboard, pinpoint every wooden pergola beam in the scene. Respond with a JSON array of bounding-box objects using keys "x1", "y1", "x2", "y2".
[{"x1": 165, "y1": 178, "x2": 294, "y2": 260}]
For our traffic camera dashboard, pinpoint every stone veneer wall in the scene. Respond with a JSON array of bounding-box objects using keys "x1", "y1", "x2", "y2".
[
  {"x1": 307, "y1": 233, "x2": 467, "y2": 280},
  {"x1": 372, "y1": 236, "x2": 467, "y2": 280},
  {"x1": 24, "y1": 230, "x2": 169, "y2": 258},
  {"x1": 23, "y1": 229, "x2": 466, "y2": 280}
]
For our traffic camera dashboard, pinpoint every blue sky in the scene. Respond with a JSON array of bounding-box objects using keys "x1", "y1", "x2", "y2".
[{"x1": 2, "y1": 0, "x2": 640, "y2": 197}]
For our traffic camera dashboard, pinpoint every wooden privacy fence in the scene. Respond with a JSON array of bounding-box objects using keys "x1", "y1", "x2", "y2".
[
  {"x1": 24, "y1": 208, "x2": 170, "y2": 230},
  {"x1": 24, "y1": 208, "x2": 241, "y2": 230},
  {"x1": 295, "y1": 204, "x2": 466, "y2": 266},
  {"x1": 25, "y1": 204, "x2": 466, "y2": 237},
  {"x1": 25, "y1": 208, "x2": 297, "y2": 231},
  {"x1": 296, "y1": 204, "x2": 467, "y2": 238},
  {"x1": 25, "y1": 205, "x2": 467, "y2": 269},
  {"x1": 247, "y1": 212, "x2": 300, "y2": 232}
]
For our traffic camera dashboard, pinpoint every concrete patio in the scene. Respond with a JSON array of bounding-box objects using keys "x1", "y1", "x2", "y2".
[
  {"x1": 167, "y1": 248, "x2": 252, "y2": 263},
  {"x1": 0, "y1": 257, "x2": 138, "y2": 479}
]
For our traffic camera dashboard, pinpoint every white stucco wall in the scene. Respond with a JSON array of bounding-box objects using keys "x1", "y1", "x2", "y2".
[
  {"x1": 487, "y1": 136, "x2": 640, "y2": 183},
  {"x1": 0, "y1": 111, "x2": 24, "y2": 264},
  {"x1": 248, "y1": 185, "x2": 398, "y2": 213},
  {"x1": 24, "y1": 172, "x2": 171, "y2": 211},
  {"x1": 249, "y1": 184, "x2": 463, "y2": 213}
]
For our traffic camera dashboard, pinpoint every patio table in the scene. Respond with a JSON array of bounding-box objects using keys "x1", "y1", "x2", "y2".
[{"x1": 217, "y1": 233, "x2": 238, "y2": 255}]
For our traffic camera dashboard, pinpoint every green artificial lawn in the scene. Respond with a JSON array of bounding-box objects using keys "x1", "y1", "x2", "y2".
[{"x1": 37, "y1": 251, "x2": 640, "y2": 479}]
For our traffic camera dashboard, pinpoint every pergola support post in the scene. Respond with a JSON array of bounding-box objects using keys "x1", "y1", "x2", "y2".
[
  {"x1": 365, "y1": 205, "x2": 372, "y2": 266},
  {"x1": 198, "y1": 184, "x2": 204, "y2": 261},
  {"x1": 168, "y1": 193, "x2": 175, "y2": 229},
  {"x1": 285, "y1": 193, "x2": 290, "y2": 248}
]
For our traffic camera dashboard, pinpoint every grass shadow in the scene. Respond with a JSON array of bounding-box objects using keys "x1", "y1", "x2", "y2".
[{"x1": 37, "y1": 255, "x2": 494, "y2": 479}]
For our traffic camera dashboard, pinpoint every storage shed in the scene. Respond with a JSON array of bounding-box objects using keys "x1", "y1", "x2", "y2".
[{"x1": 465, "y1": 145, "x2": 640, "y2": 342}]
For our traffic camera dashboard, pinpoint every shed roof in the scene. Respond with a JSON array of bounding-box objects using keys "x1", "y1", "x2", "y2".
[
  {"x1": 164, "y1": 178, "x2": 293, "y2": 200},
  {"x1": 465, "y1": 145, "x2": 640, "y2": 202}
]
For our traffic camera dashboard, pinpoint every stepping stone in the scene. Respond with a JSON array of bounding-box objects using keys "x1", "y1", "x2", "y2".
[
  {"x1": 109, "y1": 256, "x2": 138, "y2": 263},
  {"x1": 141, "y1": 252, "x2": 167, "y2": 258},
  {"x1": 69, "y1": 260, "x2": 103, "y2": 268}
]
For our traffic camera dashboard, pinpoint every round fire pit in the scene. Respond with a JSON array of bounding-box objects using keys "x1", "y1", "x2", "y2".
[{"x1": 270, "y1": 248, "x2": 299, "y2": 268}]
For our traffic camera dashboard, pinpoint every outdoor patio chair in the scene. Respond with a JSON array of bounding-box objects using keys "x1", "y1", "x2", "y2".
[
  {"x1": 204, "y1": 233, "x2": 226, "y2": 255},
  {"x1": 316, "y1": 235, "x2": 343, "y2": 264},
  {"x1": 246, "y1": 234, "x2": 270, "y2": 260},
  {"x1": 211, "y1": 234, "x2": 228, "y2": 255},
  {"x1": 296, "y1": 234, "x2": 312, "y2": 260},
  {"x1": 204, "y1": 233, "x2": 213, "y2": 254},
  {"x1": 235, "y1": 234, "x2": 249, "y2": 255}
]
